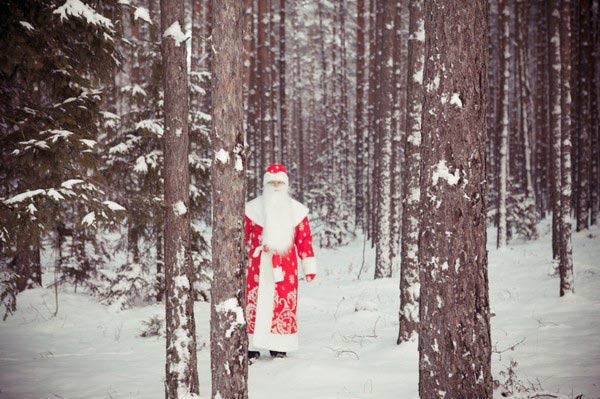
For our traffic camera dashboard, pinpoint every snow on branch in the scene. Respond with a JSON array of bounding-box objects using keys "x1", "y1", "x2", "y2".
[
  {"x1": 54, "y1": 0, "x2": 113, "y2": 29},
  {"x1": 133, "y1": 6, "x2": 152, "y2": 24}
]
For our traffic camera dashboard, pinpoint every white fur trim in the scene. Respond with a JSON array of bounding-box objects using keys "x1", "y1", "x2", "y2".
[
  {"x1": 251, "y1": 250, "x2": 299, "y2": 352},
  {"x1": 245, "y1": 195, "x2": 309, "y2": 228},
  {"x1": 302, "y1": 256, "x2": 317, "y2": 276},
  {"x1": 263, "y1": 171, "x2": 289, "y2": 186}
]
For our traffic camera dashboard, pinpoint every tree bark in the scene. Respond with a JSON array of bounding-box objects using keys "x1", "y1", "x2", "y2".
[
  {"x1": 418, "y1": 0, "x2": 492, "y2": 397},
  {"x1": 210, "y1": 0, "x2": 248, "y2": 398},
  {"x1": 373, "y1": 0, "x2": 394, "y2": 280},
  {"x1": 397, "y1": 0, "x2": 423, "y2": 344},
  {"x1": 496, "y1": 0, "x2": 509, "y2": 248},
  {"x1": 355, "y1": 0, "x2": 366, "y2": 229},
  {"x1": 577, "y1": 0, "x2": 591, "y2": 231},
  {"x1": 160, "y1": 0, "x2": 199, "y2": 396},
  {"x1": 549, "y1": 0, "x2": 562, "y2": 261},
  {"x1": 559, "y1": 0, "x2": 575, "y2": 296}
]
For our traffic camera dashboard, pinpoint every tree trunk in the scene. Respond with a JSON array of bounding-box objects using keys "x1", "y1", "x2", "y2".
[
  {"x1": 355, "y1": 0, "x2": 366, "y2": 229},
  {"x1": 418, "y1": 0, "x2": 492, "y2": 397},
  {"x1": 279, "y1": 0, "x2": 287, "y2": 164},
  {"x1": 210, "y1": 0, "x2": 248, "y2": 397},
  {"x1": 160, "y1": 0, "x2": 199, "y2": 396},
  {"x1": 496, "y1": 0, "x2": 509, "y2": 248},
  {"x1": 398, "y1": 0, "x2": 423, "y2": 345},
  {"x1": 549, "y1": 0, "x2": 562, "y2": 261},
  {"x1": 576, "y1": 0, "x2": 591, "y2": 231},
  {"x1": 559, "y1": 0, "x2": 574, "y2": 296},
  {"x1": 373, "y1": 0, "x2": 394, "y2": 280}
]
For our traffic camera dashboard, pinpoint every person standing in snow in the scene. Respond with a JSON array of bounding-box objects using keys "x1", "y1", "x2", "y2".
[{"x1": 244, "y1": 163, "x2": 317, "y2": 360}]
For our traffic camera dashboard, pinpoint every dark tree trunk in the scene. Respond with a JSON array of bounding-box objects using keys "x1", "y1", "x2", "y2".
[
  {"x1": 210, "y1": 0, "x2": 248, "y2": 398},
  {"x1": 549, "y1": 0, "x2": 562, "y2": 260},
  {"x1": 497, "y1": 0, "x2": 509, "y2": 248},
  {"x1": 279, "y1": 0, "x2": 287, "y2": 164},
  {"x1": 418, "y1": 0, "x2": 492, "y2": 397},
  {"x1": 577, "y1": 0, "x2": 591, "y2": 231},
  {"x1": 355, "y1": 0, "x2": 366, "y2": 229},
  {"x1": 398, "y1": 0, "x2": 424, "y2": 345},
  {"x1": 160, "y1": 0, "x2": 200, "y2": 397},
  {"x1": 373, "y1": 0, "x2": 394, "y2": 280},
  {"x1": 559, "y1": 0, "x2": 575, "y2": 296},
  {"x1": 258, "y1": 0, "x2": 273, "y2": 169}
]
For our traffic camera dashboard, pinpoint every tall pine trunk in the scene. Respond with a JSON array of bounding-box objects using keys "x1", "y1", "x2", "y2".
[
  {"x1": 497, "y1": 0, "x2": 509, "y2": 248},
  {"x1": 559, "y1": 0, "x2": 575, "y2": 296},
  {"x1": 397, "y1": 0, "x2": 424, "y2": 344},
  {"x1": 418, "y1": 0, "x2": 491, "y2": 397},
  {"x1": 209, "y1": 0, "x2": 249, "y2": 398},
  {"x1": 161, "y1": 0, "x2": 199, "y2": 396},
  {"x1": 549, "y1": 0, "x2": 562, "y2": 260},
  {"x1": 373, "y1": 0, "x2": 394, "y2": 280}
]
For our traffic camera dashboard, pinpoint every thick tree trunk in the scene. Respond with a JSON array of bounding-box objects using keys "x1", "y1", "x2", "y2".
[
  {"x1": 397, "y1": 0, "x2": 423, "y2": 344},
  {"x1": 559, "y1": 0, "x2": 575, "y2": 296},
  {"x1": 418, "y1": 0, "x2": 492, "y2": 397},
  {"x1": 160, "y1": 0, "x2": 200, "y2": 396},
  {"x1": 373, "y1": 0, "x2": 394, "y2": 280},
  {"x1": 209, "y1": 0, "x2": 248, "y2": 398}
]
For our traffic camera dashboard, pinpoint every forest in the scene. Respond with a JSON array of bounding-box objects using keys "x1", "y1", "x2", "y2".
[{"x1": 0, "y1": 0, "x2": 599, "y2": 398}]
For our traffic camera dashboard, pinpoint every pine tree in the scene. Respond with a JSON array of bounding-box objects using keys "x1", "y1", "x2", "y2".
[
  {"x1": 559, "y1": 0, "x2": 574, "y2": 296},
  {"x1": 418, "y1": 0, "x2": 492, "y2": 397},
  {"x1": 0, "y1": 0, "x2": 122, "y2": 298},
  {"x1": 160, "y1": 0, "x2": 200, "y2": 395},
  {"x1": 209, "y1": 0, "x2": 248, "y2": 397},
  {"x1": 398, "y1": 0, "x2": 424, "y2": 344}
]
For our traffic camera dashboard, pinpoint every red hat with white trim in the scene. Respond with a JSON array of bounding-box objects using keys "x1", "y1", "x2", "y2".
[{"x1": 263, "y1": 163, "x2": 289, "y2": 186}]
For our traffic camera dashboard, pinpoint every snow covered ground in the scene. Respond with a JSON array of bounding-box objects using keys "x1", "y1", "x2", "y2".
[{"x1": 1, "y1": 219, "x2": 599, "y2": 399}]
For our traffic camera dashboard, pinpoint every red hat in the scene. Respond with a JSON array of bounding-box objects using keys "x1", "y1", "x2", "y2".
[{"x1": 263, "y1": 163, "x2": 289, "y2": 185}]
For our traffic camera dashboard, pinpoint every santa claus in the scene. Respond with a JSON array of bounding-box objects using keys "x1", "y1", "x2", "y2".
[{"x1": 244, "y1": 163, "x2": 317, "y2": 360}]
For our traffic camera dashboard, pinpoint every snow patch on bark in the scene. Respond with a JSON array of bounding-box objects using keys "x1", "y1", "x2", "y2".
[
  {"x1": 173, "y1": 201, "x2": 187, "y2": 216},
  {"x1": 214, "y1": 149, "x2": 230, "y2": 164},
  {"x1": 432, "y1": 160, "x2": 460, "y2": 186},
  {"x1": 163, "y1": 21, "x2": 188, "y2": 47},
  {"x1": 215, "y1": 298, "x2": 246, "y2": 338}
]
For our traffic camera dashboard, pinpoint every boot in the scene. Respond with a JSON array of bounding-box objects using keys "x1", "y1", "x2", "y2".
[
  {"x1": 269, "y1": 350, "x2": 286, "y2": 358},
  {"x1": 248, "y1": 350, "x2": 260, "y2": 364}
]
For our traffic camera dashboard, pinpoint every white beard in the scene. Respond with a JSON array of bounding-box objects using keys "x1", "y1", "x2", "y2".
[{"x1": 262, "y1": 184, "x2": 295, "y2": 254}]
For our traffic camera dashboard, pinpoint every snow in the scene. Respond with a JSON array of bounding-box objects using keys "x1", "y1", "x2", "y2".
[
  {"x1": 53, "y1": 0, "x2": 113, "y2": 29},
  {"x1": 133, "y1": 6, "x2": 152, "y2": 24},
  {"x1": 19, "y1": 21, "x2": 34, "y2": 31},
  {"x1": 103, "y1": 200, "x2": 126, "y2": 211},
  {"x1": 173, "y1": 201, "x2": 187, "y2": 216},
  {"x1": 135, "y1": 119, "x2": 163, "y2": 136},
  {"x1": 3, "y1": 189, "x2": 45, "y2": 205},
  {"x1": 215, "y1": 298, "x2": 245, "y2": 338},
  {"x1": 431, "y1": 160, "x2": 460, "y2": 186},
  {"x1": 163, "y1": 21, "x2": 188, "y2": 47},
  {"x1": 1, "y1": 221, "x2": 599, "y2": 398},
  {"x1": 134, "y1": 156, "x2": 148, "y2": 174},
  {"x1": 79, "y1": 139, "x2": 96, "y2": 148},
  {"x1": 214, "y1": 148, "x2": 230, "y2": 165},
  {"x1": 81, "y1": 211, "x2": 95, "y2": 226},
  {"x1": 60, "y1": 179, "x2": 83, "y2": 190}
]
